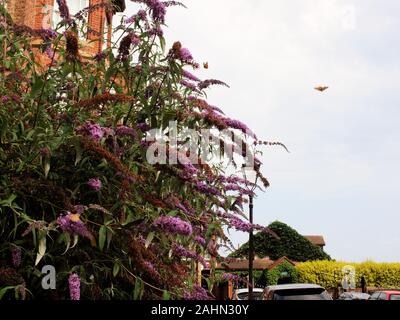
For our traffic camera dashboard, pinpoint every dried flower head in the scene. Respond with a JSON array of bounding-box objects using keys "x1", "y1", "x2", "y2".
[{"x1": 64, "y1": 30, "x2": 80, "y2": 62}]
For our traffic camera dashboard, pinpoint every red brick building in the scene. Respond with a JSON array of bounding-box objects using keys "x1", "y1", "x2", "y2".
[{"x1": 4, "y1": 0, "x2": 125, "y2": 55}]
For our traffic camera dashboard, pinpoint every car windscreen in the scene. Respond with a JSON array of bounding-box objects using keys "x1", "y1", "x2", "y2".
[
  {"x1": 237, "y1": 292, "x2": 263, "y2": 300},
  {"x1": 273, "y1": 288, "x2": 330, "y2": 300},
  {"x1": 390, "y1": 294, "x2": 400, "y2": 300}
]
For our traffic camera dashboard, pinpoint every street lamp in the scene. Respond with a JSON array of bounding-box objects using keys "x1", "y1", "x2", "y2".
[{"x1": 241, "y1": 164, "x2": 258, "y2": 300}]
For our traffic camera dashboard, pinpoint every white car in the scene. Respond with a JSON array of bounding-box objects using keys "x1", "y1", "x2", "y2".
[
  {"x1": 262, "y1": 284, "x2": 332, "y2": 300},
  {"x1": 233, "y1": 288, "x2": 264, "y2": 300}
]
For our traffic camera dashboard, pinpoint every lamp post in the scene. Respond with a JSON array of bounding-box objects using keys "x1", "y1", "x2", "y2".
[{"x1": 241, "y1": 165, "x2": 258, "y2": 300}]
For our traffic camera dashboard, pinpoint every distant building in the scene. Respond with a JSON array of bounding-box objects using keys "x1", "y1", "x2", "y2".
[
  {"x1": 4, "y1": 0, "x2": 126, "y2": 56},
  {"x1": 303, "y1": 235, "x2": 326, "y2": 250}
]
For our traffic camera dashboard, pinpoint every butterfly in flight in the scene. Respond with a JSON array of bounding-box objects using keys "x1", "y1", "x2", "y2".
[
  {"x1": 314, "y1": 85, "x2": 329, "y2": 92},
  {"x1": 203, "y1": 62, "x2": 209, "y2": 69}
]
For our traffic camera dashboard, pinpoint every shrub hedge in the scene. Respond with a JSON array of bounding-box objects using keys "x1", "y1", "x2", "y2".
[{"x1": 297, "y1": 260, "x2": 400, "y2": 289}]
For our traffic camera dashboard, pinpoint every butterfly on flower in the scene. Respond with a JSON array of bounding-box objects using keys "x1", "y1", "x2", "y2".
[{"x1": 69, "y1": 213, "x2": 81, "y2": 222}]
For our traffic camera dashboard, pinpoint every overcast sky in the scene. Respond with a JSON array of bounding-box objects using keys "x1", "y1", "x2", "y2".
[{"x1": 118, "y1": 0, "x2": 400, "y2": 262}]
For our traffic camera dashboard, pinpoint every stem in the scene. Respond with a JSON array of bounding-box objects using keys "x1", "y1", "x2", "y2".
[
  {"x1": 120, "y1": 264, "x2": 177, "y2": 297},
  {"x1": 32, "y1": 31, "x2": 66, "y2": 128},
  {"x1": 123, "y1": 36, "x2": 157, "y2": 125}
]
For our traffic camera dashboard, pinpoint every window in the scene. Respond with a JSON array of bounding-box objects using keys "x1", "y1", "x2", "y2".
[
  {"x1": 369, "y1": 292, "x2": 381, "y2": 300},
  {"x1": 52, "y1": 0, "x2": 89, "y2": 35},
  {"x1": 390, "y1": 294, "x2": 400, "y2": 300},
  {"x1": 378, "y1": 293, "x2": 387, "y2": 300}
]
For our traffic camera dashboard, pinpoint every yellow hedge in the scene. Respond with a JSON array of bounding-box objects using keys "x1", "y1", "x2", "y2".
[{"x1": 296, "y1": 260, "x2": 400, "y2": 289}]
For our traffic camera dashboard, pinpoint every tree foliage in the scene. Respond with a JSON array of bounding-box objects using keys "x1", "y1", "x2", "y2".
[{"x1": 230, "y1": 221, "x2": 331, "y2": 262}]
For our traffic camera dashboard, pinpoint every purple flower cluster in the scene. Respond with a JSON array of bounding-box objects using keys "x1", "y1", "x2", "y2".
[
  {"x1": 137, "y1": 122, "x2": 151, "y2": 132},
  {"x1": 180, "y1": 161, "x2": 198, "y2": 175},
  {"x1": 1, "y1": 95, "x2": 21, "y2": 104},
  {"x1": 194, "y1": 182, "x2": 221, "y2": 197},
  {"x1": 56, "y1": 0, "x2": 71, "y2": 22},
  {"x1": 194, "y1": 236, "x2": 206, "y2": 247},
  {"x1": 221, "y1": 273, "x2": 247, "y2": 284},
  {"x1": 57, "y1": 213, "x2": 92, "y2": 239},
  {"x1": 224, "y1": 183, "x2": 255, "y2": 196},
  {"x1": 87, "y1": 178, "x2": 102, "y2": 191},
  {"x1": 142, "y1": 260, "x2": 161, "y2": 280},
  {"x1": 45, "y1": 46, "x2": 55, "y2": 59},
  {"x1": 73, "y1": 205, "x2": 87, "y2": 214},
  {"x1": 183, "y1": 284, "x2": 210, "y2": 300},
  {"x1": 221, "y1": 175, "x2": 256, "y2": 187},
  {"x1": 173, "y1": 244, "x2": 207, "y2": 267},
  {"x1": 94, "y1": 51, "x2": 106, "y2": 62},
  {"x1": 182, "y1": 69, "x2": 200, "y2": 82},
  {"x1": 198, "y1": 79, "x2": 229, "y2": 90},
  {"x1": 227, "y1": 216, "x2": 253, "y2": 233},
  {"x1": 224, "y1": 183, "x2": 240, "y2": 191},
  {"x1": 137, "y1": 9, "x2": 147, "y2": 21},
  {"x1": 219, "y1": 211, "x2": 274, "y2": 235},
  {"x1": 131, "y1": 33, "x2": 140, "y2": 46},
  {"x1": 125, "y1": 9, "x2": 147, "y2": 24},
  {"x1": 148, "y1": 0, "x2": 167, "y2": 23},
  {"x1": 224, "y1": 119, "x2": 257, "y2": 139},
  {"x1": 149, "y1": 25, "x2": 164, "y2": 37},
  {"x1": 76, "y1": 122, "x2": 104, "y2": 141},
  {"x1": 40, "y1": 28, "x2": 58, "y2": 40},
  {"x1": 165, "y1": 195, "x2": 195, "y2": 216},
  {"x1": 116, "y1": 125, "x2": 137, "y2": 139},
  {"x1": 68, "y1": 273, "x2": 80, "y2": 300},
  {"x1": 180, "y1": 80, "x2": 198, "y2": 91},
  {"x1": 179, "y1": 47, "x2": 193, "y2": 61},
  {"x1": 11, "y1": 245, "x2": 22, "y2": 268},
  {"x1": 153, "y1": 216, "x2": 193, "y2": 236}
]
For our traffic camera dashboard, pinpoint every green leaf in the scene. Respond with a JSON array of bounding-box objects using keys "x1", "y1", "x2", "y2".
[
  {"x1": 133, "y1": 278, "x2": 143, "y2": 300},
  {"x1": 71, "y1": 234, "x2": 79, "y2": 249},
  {"x1": 61, "y1": 232, "x2": 71, "y2": 254},
  {"x1": 145, "y1": 232, "x2": 155, "y2": 249},
  {"x1": 30, "y1": 76, "x2": 44, "y2": 98},
  {"x1": 106, "y1": 228, "x2": 113, "y2": 250},
  {"x1": 112, "y1": 262, "x2": 120, "y2": 277},
  {"x1": 162, "y1": 290, "x2": 170, "y2": 300},
  {"x1": 35, "y1": 230, "x2": 47, "y2": 266},
  {"x1": 0, "y1": 194, "x2": 17, "y2": 207},
  {"x1": 0, "y1": 286, "x2": 15, "y2": 300},
  {"x1": 73, "y1": 139, "x2": 82, "y2": 166},
  {"x1": 159, "y1": 36, "x2": 166, "y2": 52},
  {"x1": 44, "y1": 157, "x2": 50, "y2": 179},
  {"x1": 99, "y1": 226, "x2": 106, "y2": 251}
]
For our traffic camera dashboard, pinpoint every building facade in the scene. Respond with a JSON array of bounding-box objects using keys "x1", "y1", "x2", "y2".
[{"x1": 4, "y1": 0, "x2": 125, "y2": 55}]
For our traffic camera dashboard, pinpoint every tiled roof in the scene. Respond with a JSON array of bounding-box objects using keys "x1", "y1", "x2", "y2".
[
  {"x1": 212, "y1": 256, "x2": 296, "y2": 271},
  {"x1": 303, "y1": 235, "x2": 326, "y2": 246}
]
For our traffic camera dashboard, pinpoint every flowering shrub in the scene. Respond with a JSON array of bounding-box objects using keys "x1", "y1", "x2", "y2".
[{"x1": 0, "y1": 1, "x2": 276, "y2": 299}]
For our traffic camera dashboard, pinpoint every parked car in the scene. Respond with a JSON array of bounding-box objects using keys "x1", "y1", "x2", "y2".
[
  {"x1": 262, "y1": 284, "x2": 333, "y2": 300},
  {"x1": 233, "y1": 288, "x2": 264, "y2": 300},
  {"x1": 369, "y1": 290, "x2": 400, "y2": 300},
  {"x1": 338, "y1": 292, "x2": 370, "y2": 300}
]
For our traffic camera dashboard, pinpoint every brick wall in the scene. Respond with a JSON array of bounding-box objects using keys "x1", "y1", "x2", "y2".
[{"x1": 5, "y1": 0, "x2": 111, "y2": 56}]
